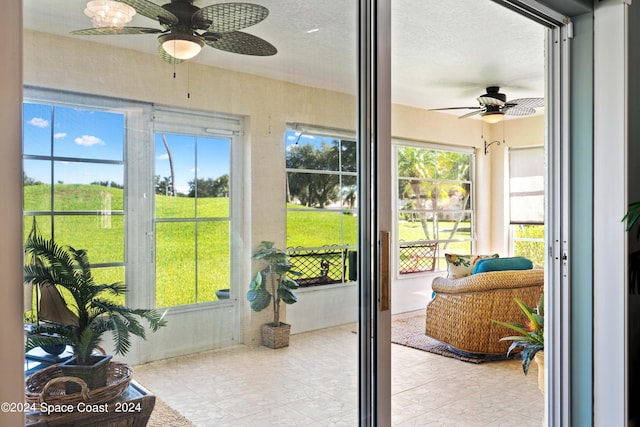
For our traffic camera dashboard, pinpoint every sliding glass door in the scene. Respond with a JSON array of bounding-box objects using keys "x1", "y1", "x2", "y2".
[
  {"x1": 22, "y1": 0, "x2": 382, "y2": 425},
  {"x1": 389, "y1": 1, "x2": 570, "y2": 425}
]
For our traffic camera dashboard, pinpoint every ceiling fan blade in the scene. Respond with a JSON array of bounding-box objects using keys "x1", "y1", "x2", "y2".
[
  {"x1": 71, "y1": 27, "x2": 164, "y2": 35},
  {"x1": 458, "y1": 110, "x2": 484, "y2": 119},
  {"x1": 194, "y1": 3, "x2": 269, "y2": 33},
  {"x1": 429, "y1": 107, "x2": 481, "y2": 111},
  {"x1": 507, "y1": 97, "x2": 544, "y2": 109},
  {"x1": 205, "y1": 31, "x2": 277, "y2": 56},
  {"x1": 157, "y1": 45, "x2": 184, "y2": 64},
  {"x1": 477, "y1": 96, "x2": 505, "y2": 107},
  {"x1": 505, "y1": 106, "x2": 537, "y2": 116},
  {"x1": 117, "y1": 0, "x2": 178, "y2": 25}
]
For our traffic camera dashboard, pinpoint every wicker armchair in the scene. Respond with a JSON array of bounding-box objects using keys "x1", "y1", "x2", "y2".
[{"x1": 425, "y1": 268, "x2": 544, "y2": 356}]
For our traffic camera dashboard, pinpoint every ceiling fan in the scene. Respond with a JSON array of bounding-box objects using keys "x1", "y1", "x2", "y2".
[
  {"x1": 430, "y1": 86, "x2": 544, "y2": 123},
  {"x1": 71, "y1": 0, "x2": 277, "y2": 63}
]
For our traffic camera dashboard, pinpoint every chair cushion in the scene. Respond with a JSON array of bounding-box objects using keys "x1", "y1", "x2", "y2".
[
  {"x1": 444, "y1": 253, "x2": 499, "y2": 279},
  {"x1": 472, "y1": 256, "x2": 533, "y2": 274}
]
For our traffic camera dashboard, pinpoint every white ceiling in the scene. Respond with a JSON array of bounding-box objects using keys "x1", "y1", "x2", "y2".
[{"x1": 23, "y1": 0, "x2": 545, "y2": 115}]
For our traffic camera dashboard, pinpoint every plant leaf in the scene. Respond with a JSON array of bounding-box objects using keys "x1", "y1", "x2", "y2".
[
  {"x1": 282, "y1": 278, "x2": 299, "y2": 289},
  {"x1": 247, "y1": 288, "x2": 271, "y2": 311},
  {"x1": 249, "y1": 272, "x2": 263, "y2": 290},
  {"x1": 278, "y1": 287, "x2": 298, "y2": 304}
]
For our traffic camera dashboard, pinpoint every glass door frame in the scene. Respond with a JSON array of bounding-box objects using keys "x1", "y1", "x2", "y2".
[
  {"x1": 358, "y1": 0, "x2": 392, "y2": 424},
  {"x1": 367, "y1": 1, "x2": 573, "y2": 426}
]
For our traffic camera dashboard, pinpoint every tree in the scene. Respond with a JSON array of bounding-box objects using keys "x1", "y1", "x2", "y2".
[
  {"x1": 397, "y1": 148, "x2": 472, "y2": 242},
  {"x1": 23, "y1": 172, "x2": 42, "y2": 186},
  {"x1": 161, "y1": 134, "x2": 176, "y2": 197},
  {"x1": 397, "y1": 147, "x2": 437, "y2": 240},
  {"x1": 187, "y1": 174, "x2": 229, "y2": 198},
  {"x1": 154, "y1": 175, "x2": 173, "y2": 196},
  {"x1": 286, "y1": 140, "x2": 342, "y2": 207},
  {"x1": 90, "y1": 180, "x2": 124, "y2": 189}
]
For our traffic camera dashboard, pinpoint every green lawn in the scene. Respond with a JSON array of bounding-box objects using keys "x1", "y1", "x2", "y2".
[{"x1": 24, "y1": 184, "x2": 479, "y2": 309}]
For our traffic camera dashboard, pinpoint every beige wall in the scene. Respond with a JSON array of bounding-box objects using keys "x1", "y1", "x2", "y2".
[
  {"x1": 392, "y1": 105, "x2": 545, "y2": 255},
  {"x1": 487, "y1": 115, "x2": 545, "y2": 255},
  {"x1": 23, "y1": 31, "x2": 545, "y2": 342},
  {"x1": 25, "y1": 30, "x2": 358, "y2": 344}
]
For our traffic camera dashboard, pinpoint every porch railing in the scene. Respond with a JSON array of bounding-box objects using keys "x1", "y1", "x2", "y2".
[
  {"x1": 287, "y1": 246, "x2": 355, "y2": 287},
  {"x1": 398, "y1": 241, "x2": 437, "y2": 274}
]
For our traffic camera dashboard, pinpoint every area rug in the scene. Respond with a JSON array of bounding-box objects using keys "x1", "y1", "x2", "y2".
[
  {"x1": 391, "y1": 314, "x2": 512, "y2": 364},
  {"x1": 147, "y1": 398, "x2": 196, "y2": 427}
]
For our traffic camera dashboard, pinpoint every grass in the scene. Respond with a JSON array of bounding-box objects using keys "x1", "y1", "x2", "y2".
[{"x1": 24, "y1": 184, "x2": 476, "y2": 309}]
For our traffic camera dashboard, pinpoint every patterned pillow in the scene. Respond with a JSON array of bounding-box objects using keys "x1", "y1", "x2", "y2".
[{"x1": 444, "y1": 253, "x2": 500, "y2": 279}]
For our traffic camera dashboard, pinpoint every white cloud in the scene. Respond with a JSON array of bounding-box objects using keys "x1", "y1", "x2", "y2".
[
  {"x1": 28, "y1": 117, "x2": 49, "y2": 128},
  {"x1": 158, "y1": 154, "x2": 169, "y2": 160},
  {"x1": 74, "y1": 135, "x2": 105, "y2": 147},
  {"x1": 190, "y1": 168, "x2": 201, "y2": 173},
  {"x1": 54, "y1": 132, "x2": 67, "y2": 139}
]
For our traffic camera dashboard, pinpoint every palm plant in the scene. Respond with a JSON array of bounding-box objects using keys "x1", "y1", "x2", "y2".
[
  {"x1": 492, "y1": 294, "x2": 544, "y2": 375},
  {"x1": 24, "y1": 231, "x2": 166, "y2": 365}
]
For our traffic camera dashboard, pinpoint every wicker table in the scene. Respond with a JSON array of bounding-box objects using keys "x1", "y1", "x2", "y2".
[
  {"x1": 25, "y1": 379, "x2": 155, "y2": 427},
  {"x1": 24, "y1": 352, "x2": 155, "y2": 427}
]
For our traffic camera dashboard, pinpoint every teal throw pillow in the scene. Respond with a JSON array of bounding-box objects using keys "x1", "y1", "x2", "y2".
[{"x1": 472, "y1": 256, "x2": 533, "y2": 274}]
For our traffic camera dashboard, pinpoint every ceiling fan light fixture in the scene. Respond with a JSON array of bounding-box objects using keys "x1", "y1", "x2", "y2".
[
  {"x1": 159, "y1": 34, "x2": 204, "y2": 60},
  {"x1": 481, "y1": 111, "x2": 504, "y2": 124},
  {"x1": 84, "y1": 0, "x2": 136, "y2": 29}
]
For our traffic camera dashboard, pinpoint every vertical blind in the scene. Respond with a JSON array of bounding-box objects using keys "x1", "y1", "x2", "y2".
[{"x1": 509, "y1": 146, "x2": 545, "y2": 224}]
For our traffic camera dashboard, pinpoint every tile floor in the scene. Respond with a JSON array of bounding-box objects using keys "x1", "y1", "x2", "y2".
[{"x1": 134, "y1": 319, "x2": 543, "y2": 426}]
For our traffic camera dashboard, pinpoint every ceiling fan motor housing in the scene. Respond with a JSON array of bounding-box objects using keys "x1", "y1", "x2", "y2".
[
  {"x1": 478, "y1": 86, "x2": 506, "y2": 106},
  {"x1": 162, "y1": 0, "x2": 205, "y2": 30}
]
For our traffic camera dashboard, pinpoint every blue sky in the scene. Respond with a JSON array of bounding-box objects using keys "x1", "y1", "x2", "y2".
[
  {"x1": 23, "y1": 103, "x2": 230, "y2": 193},
  {"x1": 155, "y1": 133, "x2": 230, "y2": 195},
  {"x1": 285, "y1": 130, "x2": 335, "y2": 151}
]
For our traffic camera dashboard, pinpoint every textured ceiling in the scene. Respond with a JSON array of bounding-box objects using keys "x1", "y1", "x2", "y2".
[{"x1": 23, "y1": 0, "x2": 545, "y2": 115}]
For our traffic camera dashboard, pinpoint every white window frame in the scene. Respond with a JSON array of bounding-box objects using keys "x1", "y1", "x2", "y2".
[
  {"x1": 392, "y1": 138, "x2": 476, "y2": 278},
  {"x1": 151, "y1": 107, "x2": 244, "y2": 309},
  {"x1": 284, "y1": 123, "x2": 358, "y2": 287}
]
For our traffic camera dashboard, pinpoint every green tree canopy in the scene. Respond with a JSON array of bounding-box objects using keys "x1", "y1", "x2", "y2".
[
  {"x1": 287, "y1": 139, "x2": 356, "y2": 208},
  {"x1": 187, "y1": 174, "x2": 229, "y2": 198}
]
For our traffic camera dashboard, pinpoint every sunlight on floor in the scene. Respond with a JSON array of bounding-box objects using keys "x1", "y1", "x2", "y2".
[{"x1": 134, "y1": 322, "x2": 543, "y2": 426}]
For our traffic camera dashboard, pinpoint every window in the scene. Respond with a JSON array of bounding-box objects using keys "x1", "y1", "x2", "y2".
[
  {"x1": 395, "y1": 143, "x2": 474, "y2": 274},
  {"x1": 153, "y1": 111, "x2": 237, "y2": 307},
  {"x1": 23, "y1": 101, "x2": 126, "y2": 298},
  {"x1": 285, "y1": 127, "x2": 357, "y2": 286},
  {"x1": 509, "y1": 146, "x2": 545, "y2": 266}
]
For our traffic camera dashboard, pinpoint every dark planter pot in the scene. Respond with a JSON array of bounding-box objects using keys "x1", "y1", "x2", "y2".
[
  {"x1": 59, "y1": 354, "x2": 113, "y2": 393},
  {"x1": 261, "y1": 322, "x2": 291, "y2": 349},
  {"x1": 215, "y1": 288, "x2": 230, "y2": 300},
  {"x1": 41, "y1": 344, "x2": 67, "y2": 356}
]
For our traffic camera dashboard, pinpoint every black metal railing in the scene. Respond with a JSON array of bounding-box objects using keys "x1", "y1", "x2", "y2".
[
  {"x1": 287, "y1": 246, "x2": 356, "y2": 287},
  {"x1": 398, "y1": 241, "x2": 437, "y2": 274}
]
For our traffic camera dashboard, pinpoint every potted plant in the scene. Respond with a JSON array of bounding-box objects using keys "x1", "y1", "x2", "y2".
[
  {"x1": 623, "y1": 201, "x2": 640, "y2": 293},
  {"x1": 246, "y1": 241, "x2": 300, "y2": 348},
  {"x1": 24, "y1": 230, "x2": 167, "y2": 390},
  {"x1": 492, "y1": 294, "x2": 544, "y2": 392}
]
